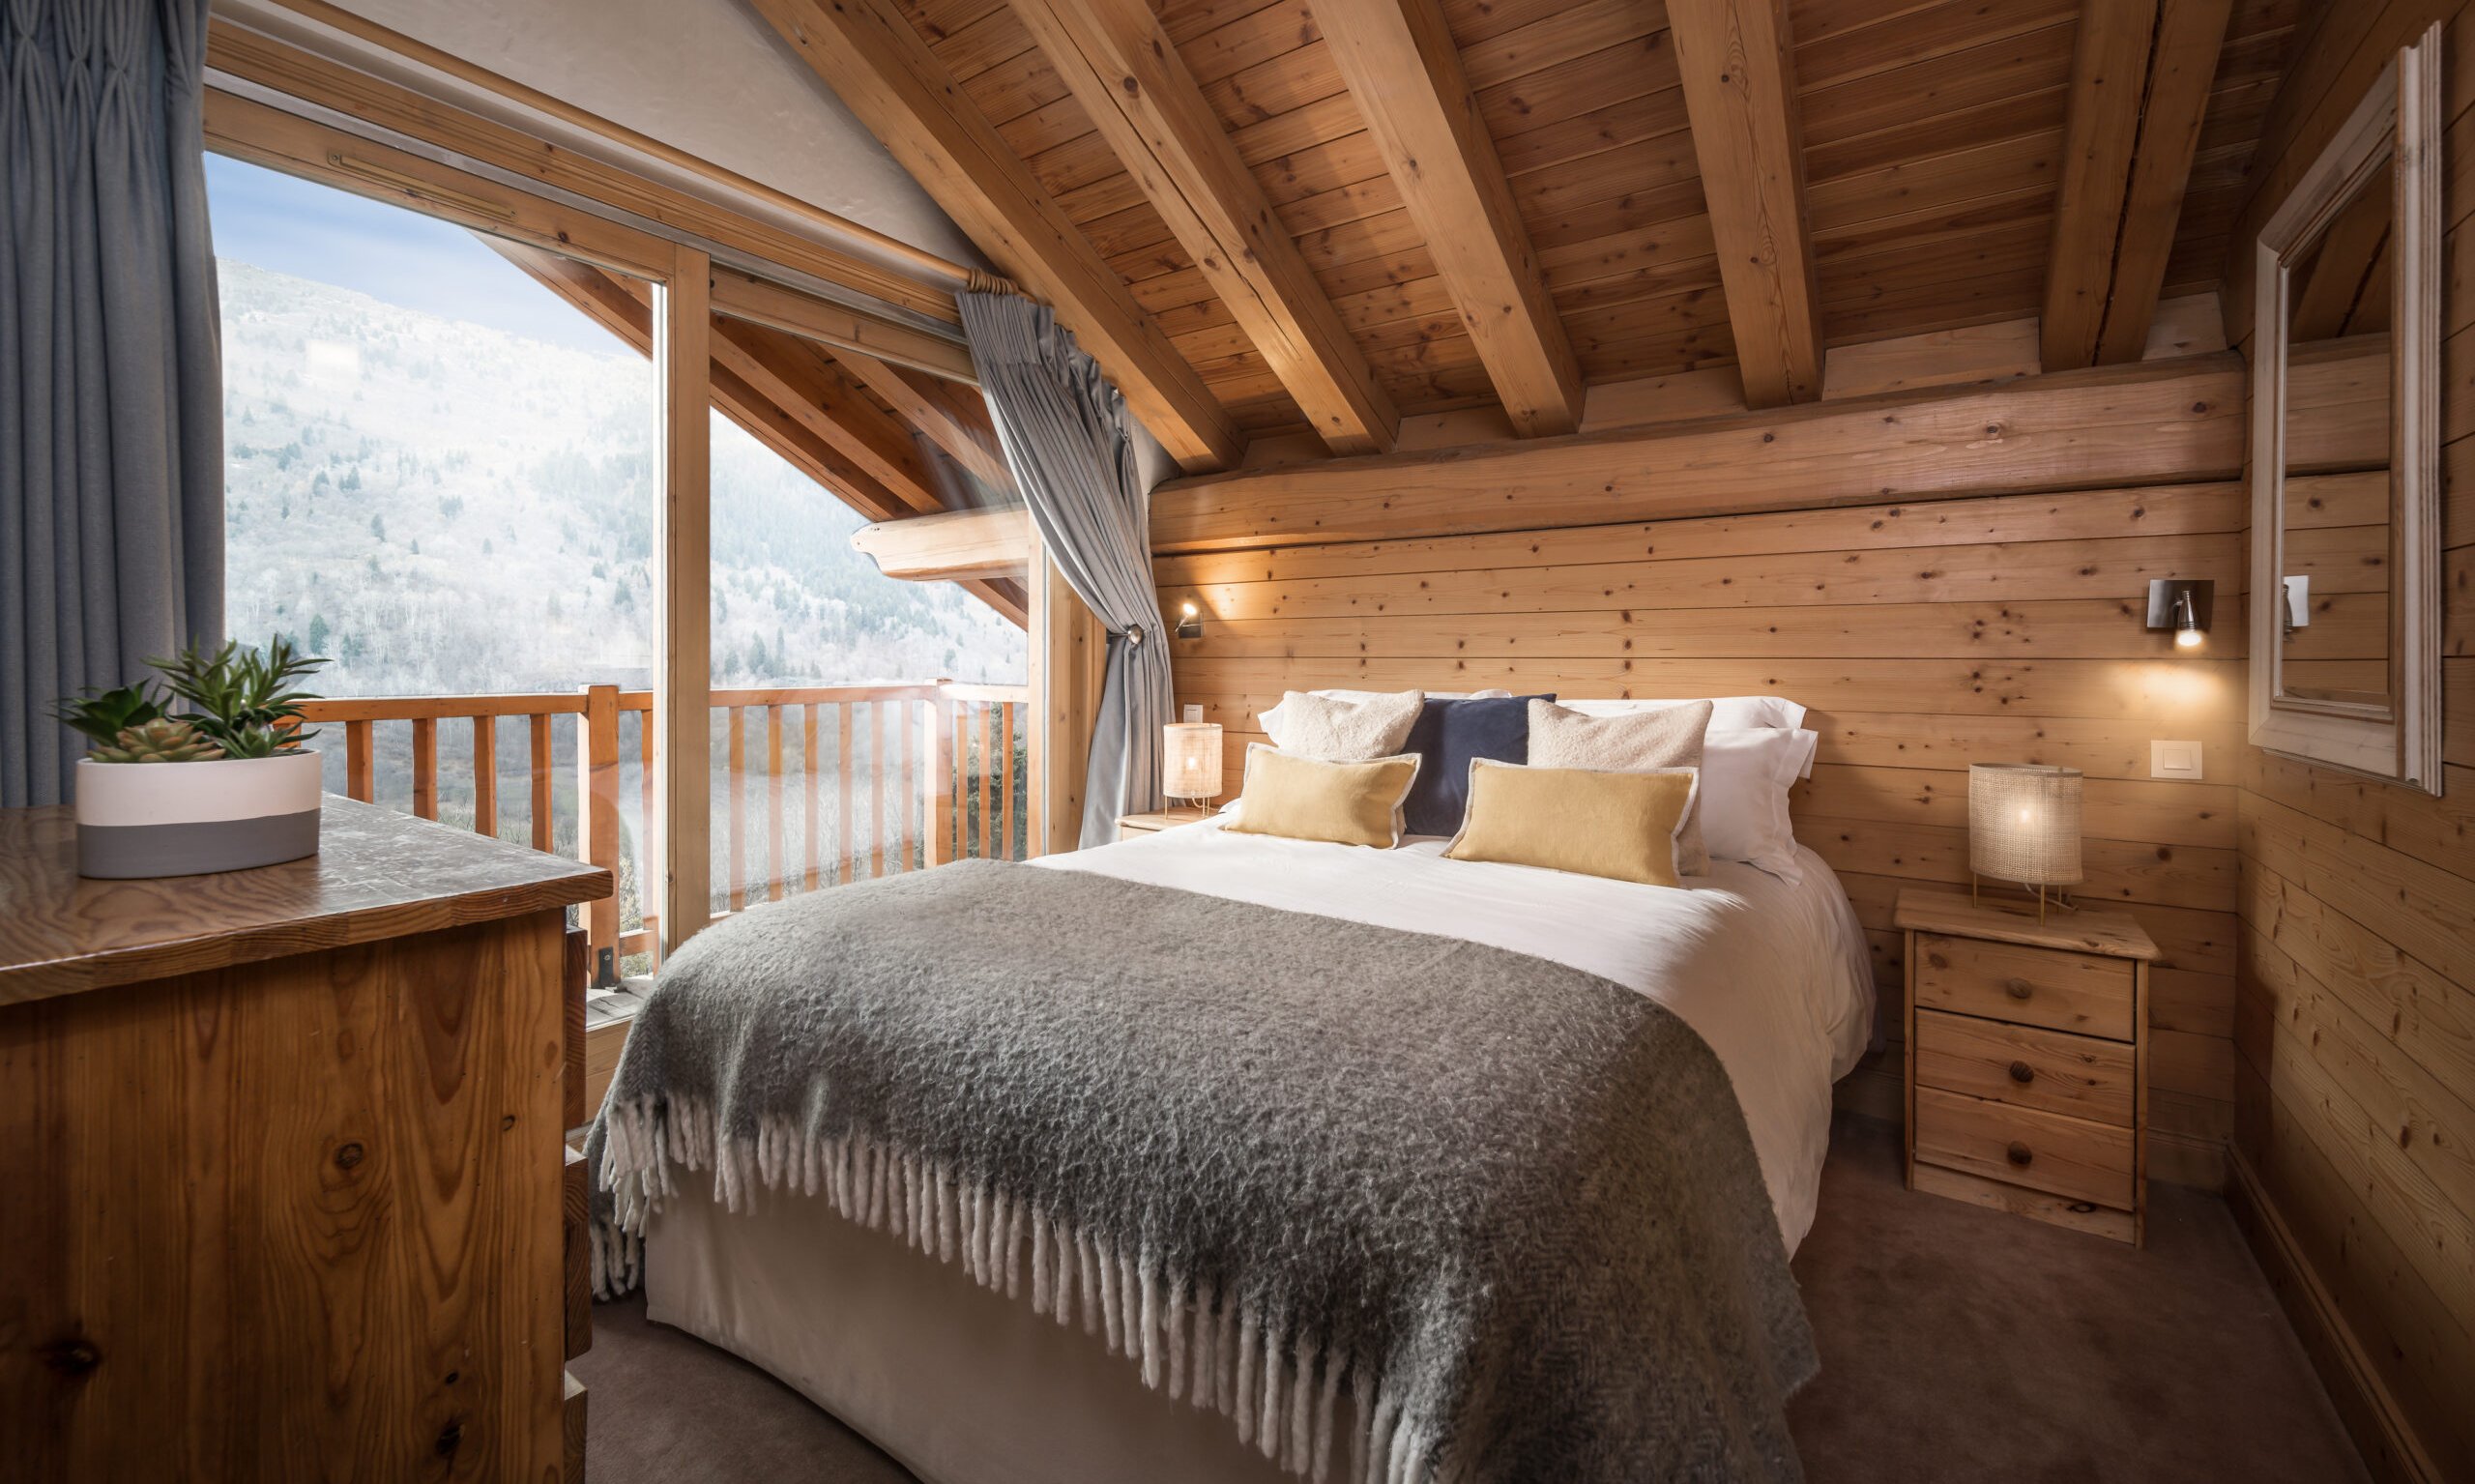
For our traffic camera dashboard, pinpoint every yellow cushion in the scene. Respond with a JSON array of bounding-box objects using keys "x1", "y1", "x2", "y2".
[
  {"x1": 1444, "y1": 760, "x2": 1698, "y2": 887},
  {"x1": 1224, "y1": 744, "x2": 1420, "y2": 849}
]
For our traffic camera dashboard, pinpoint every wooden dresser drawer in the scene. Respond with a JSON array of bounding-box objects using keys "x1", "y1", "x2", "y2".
[
  {"x1": 1913, "y1": 932, "x2": 2136, "y2": 1041},
  {"x1": 1914, "y1": 1008, "x2": 2136, "y2": 1125},
  {"x1": 1913, "y1": 1085, "x2": 2135, "y2": 1210}
]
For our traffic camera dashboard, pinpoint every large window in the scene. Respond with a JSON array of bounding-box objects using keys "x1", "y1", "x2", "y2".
[
  {"x1": 213, "y1": 157, "x2": 658, "y2": 696},
  {"x1": 212, "y1": 157, "x2": 664, "y2": 968},
  {"x1": 208, "y1": 145, "x2": 1027, "y2": 974},
  {"x1": 704, "y1": 333, "x2": 1027, "y2": 917}
]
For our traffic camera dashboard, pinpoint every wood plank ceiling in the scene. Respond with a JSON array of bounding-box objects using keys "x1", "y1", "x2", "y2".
[{"x1": 772, "y1": 0, "x2": 2306, "y2": 456}]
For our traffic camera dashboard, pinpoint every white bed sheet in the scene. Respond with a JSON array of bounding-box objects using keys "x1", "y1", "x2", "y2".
[
  {"x1": 1035, "y1": 816, "x2": 1875, "y2": 1250},
  {"x1": 643, "y1": 825, "x2": 1875, "y2": 1482}
]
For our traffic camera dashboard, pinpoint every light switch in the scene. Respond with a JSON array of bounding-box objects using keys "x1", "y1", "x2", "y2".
[
  {"x1": 1182, "y1": 704, "x2": 1204, "y2": 723},
  {"x1": 2151, "y1": 741, "x2": 2202, "y2": 780}
]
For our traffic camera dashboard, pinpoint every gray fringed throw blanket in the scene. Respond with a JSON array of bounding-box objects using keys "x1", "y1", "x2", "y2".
[{"x1": 588, "y1": 859, "x2": 1815, "y2": 1483}]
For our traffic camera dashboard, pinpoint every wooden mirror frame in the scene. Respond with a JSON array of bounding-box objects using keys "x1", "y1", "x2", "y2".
[{"x1": 2248, "y1": 23, "x2": 2444, "y2": 793}]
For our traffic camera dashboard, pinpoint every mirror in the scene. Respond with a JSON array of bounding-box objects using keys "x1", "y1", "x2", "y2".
[
  {"x1": 2251, "y1": 22, "x2": 2444, "y2": 793},
  {"x1": 2278, "y1": 163, "x2": 2391, "y2": 711}
]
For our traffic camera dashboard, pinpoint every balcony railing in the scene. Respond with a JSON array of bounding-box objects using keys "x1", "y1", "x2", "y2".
[{"x1": 294, "y1": 680, "x2": 1031, "y2": 975}]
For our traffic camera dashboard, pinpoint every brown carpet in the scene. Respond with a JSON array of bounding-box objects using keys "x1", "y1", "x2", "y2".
[{"x1": 570, "y1": 1114, "x2": 2367, "y2": 1483}]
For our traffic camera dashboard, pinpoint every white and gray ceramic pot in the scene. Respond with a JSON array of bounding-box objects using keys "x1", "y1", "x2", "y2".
[{"x1": 73, "y1": 751, "x2": 324, "y2": 879}]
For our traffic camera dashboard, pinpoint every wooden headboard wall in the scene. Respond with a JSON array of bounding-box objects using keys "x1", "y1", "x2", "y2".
[{"x1": 1153, "y1": 350, "x2": 2382, "y2": 1194}]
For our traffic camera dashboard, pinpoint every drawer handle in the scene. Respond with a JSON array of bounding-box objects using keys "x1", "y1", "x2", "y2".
[
  {"x1": 2004, "y1": 977, "x2": 2034, "y2": 1001},
  {"x1": 2005, "y1": 1141, "x2": 2034, "y2": 1167},
  {"x1": 2007, "y1": 1061, "x2": 2035, "y2": 1085}
]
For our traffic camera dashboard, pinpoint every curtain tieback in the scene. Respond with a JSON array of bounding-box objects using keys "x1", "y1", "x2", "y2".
[{"x1": 1115, "y1": 624, "x2": 1147, "y2": 649}]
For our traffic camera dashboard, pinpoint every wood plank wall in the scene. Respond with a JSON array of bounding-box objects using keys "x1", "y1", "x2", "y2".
[
  {"x1": 2221, "y1": 6, "x2": 2475, "y2": 1482},
  {"x1": 1156, "y1": 361, "x2": 2269, "y2": 1192}
]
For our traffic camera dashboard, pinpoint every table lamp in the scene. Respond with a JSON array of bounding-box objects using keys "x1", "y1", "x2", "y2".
[
  {"x1": 1968, "y1": 763, "x2": 2083, "y2": 922},
  {"x1": 1164, "y1": 722, "x2": 1223, "y2": 810}
]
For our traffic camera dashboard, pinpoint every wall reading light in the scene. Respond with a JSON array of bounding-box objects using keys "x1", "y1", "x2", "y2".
[
  {"x1": 1174, "y1": 600, "x2": 1204, "y2": 640},
  {"x1": 2145, "y1": 578, "x2": 2213, "y2": 650}
]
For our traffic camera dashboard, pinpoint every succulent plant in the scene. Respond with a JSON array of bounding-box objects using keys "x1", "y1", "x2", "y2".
[
  {"x1": 55, "y1": 634, "x2": 332, "y2": 764},
  {"x1": 89, "y1": 717, "x2": 227, "y2": 764},
  {"x1": 148, "y1": 634, "x2": 329, "y2": 756},
  {"x1": 52, "y1": 683, "x2": 167, "y2": 748}
]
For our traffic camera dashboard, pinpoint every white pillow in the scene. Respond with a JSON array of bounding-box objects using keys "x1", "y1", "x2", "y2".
[
  {"x1": 1554, "y1": 695, "x2": 1806, "y2": 732},
  {"x1": 1261, "y1": 688, "x2": 1425, "y2": 759},
  {"x1": 1258, "y1": 687, "x2": 1509, "y2": 741},
  {"x1": 1697, "y1": 727, "x2": 1818, "y2": 882}
]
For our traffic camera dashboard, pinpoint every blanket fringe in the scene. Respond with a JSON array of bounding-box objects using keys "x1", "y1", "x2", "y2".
[{"x1": 592, "y1": 1091, "x2": 1445, "y2": 1483}]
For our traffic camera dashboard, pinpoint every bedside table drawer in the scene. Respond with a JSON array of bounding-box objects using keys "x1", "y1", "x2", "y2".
[
  {"x1": 1914, "y1": 1085, "x2": 2134, "y2": 1210},
  {"x1": 1913, "y1": 933, "x2": 2136, "y2": 1041},
  {"x1": 1914, "y1": 1009, "x2": 2135, "y2": 1125}
]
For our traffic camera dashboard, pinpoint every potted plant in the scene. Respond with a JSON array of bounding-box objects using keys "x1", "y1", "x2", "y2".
[{"x1": 54, "y1": 636, "x2": 332, "y2": 879}]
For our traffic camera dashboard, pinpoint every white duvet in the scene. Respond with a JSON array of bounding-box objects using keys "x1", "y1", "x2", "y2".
[{"x1": 1037, "y1": 816, "x2": 1876, "y2": 1252}]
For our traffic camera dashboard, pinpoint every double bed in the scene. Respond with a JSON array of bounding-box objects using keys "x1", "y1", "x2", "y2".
[{"x1": 607, "y1": 813, "x2": 1874, "y2": 1484}]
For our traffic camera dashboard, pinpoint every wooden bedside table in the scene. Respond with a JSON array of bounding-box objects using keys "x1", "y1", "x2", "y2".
[
  {"x1": 1117, "y1": 807, "x2": 1214, "y2": 841},
  {"x1": 1894, "y1": 887, "x2": 2160, "y2": 1246}
]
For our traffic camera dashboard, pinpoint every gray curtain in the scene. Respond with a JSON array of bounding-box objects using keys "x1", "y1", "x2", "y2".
[
  {"x1": 958, "y1": 292, "x2": 1167, "y2": 849},
  {"x1": 2, "y1": 0, "x2": 222, "y2": 807}
]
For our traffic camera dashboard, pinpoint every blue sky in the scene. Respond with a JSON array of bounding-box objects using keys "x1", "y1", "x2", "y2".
[{"x1": 205, "y1": 154, "x2": 633, "y2": 357}]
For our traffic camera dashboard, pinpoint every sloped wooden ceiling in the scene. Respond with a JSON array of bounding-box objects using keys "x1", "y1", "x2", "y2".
[{"x1": 782, "y1": 0, "x2": 2305, "y2": 452}]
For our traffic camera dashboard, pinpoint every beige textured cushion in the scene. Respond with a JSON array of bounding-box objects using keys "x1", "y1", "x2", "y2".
[
  {"x1": 1268, "y1": 688, "x2": 1424, "y2": 760},
  {"x1": 1224, "y1": 744, "x2": 1421, "y2": 848},
  {"x1": 1444, "y1": 761, "x2": 1699, "y2": 887},
  {"x1": 1526, "y1": 698, "x2": 1713, "y2": 874}
]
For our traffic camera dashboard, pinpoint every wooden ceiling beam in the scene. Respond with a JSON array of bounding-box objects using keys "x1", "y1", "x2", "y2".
[
  {"x1": 707, "y1": 319, "x2": 950, "y2": 515},
  {"x1": 745, "y1": 0, "x2": 1243, "y2": 473},
  {"x1": 829, "y1": 348, "x2": 1020, "y2": 495},
  {"x1": 2041, "y1": 0, "x2": 2157, "y2": 368},
  {"x1": 1150, "y1": 355, "x2": 2243, "y2": 553},
  {"x1": 2089, "y1": 0, "x2": 2233, "y2": 364},
  {"x1": 853, "y1": 506, "x2": 1033, "y2": 583},
  {"x1": 706, "y1": 264, "x2": 976, "y2": 384},
  {"x1": 2042, "y1": 0, "x2": 2233, "y2": 369},
  {"x1": 1005, "y1": 0, "x2": 1397, "y2": 454},
  {"x1": 1666, "y1": 0, "x2": 1825, "y2": 408},
  {"x1": 1320, "y1": 0, "x2": 1583, "y2": 438}
]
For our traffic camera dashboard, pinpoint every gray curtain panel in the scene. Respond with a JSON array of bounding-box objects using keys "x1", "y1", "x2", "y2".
[
  {"x1": 2, "y1": 0, "x2": 223, "y2": 807},
  {"x1": 958, "y1": 292, "x2": 1168, "y2": 849}
]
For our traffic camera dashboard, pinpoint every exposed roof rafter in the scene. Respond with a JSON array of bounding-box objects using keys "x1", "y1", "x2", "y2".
[
  {"x1": 1007, "y1": 0, "x2": 1397, "y2": 454},
  {"x1": 745, "y1": 0, "x2": 1244, "y2": 473},
  {"x1": 1320, "y1": 0, "x2": 1584, "y2": 438},
  {"x1": 1668, "y1": 0, "x2": 1825, "y2": 408},
  {"x1": 2043, "y1": 0, "x2": 2233, "y2": 370}
]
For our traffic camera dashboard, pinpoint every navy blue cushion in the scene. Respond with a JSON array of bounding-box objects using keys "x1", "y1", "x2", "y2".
[{"x1": 1400, "y1": 695, "x2": 1554, "y2": 837}]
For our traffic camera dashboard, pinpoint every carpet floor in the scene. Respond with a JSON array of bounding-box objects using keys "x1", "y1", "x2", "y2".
[{"x1": 570, "y1": 1113, "x2": 2367, "y2": 1483}]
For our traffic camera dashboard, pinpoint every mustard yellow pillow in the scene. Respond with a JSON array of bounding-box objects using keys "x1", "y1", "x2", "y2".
[
  {"x1": 1444, "y1": 760, "x2": 1698, "y2": 887},
  {"x1": 1224, "y1": 744, "x2": 1420, "y2": 848}
]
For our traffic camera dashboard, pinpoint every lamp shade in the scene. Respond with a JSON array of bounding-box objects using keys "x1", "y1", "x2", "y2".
[
  {"x1": 1968, "y1": 764, "x2": 2082, "y2": 887},
  {"x1": 1164, "y1": 722, "x2": 1223, "y2": 804}
]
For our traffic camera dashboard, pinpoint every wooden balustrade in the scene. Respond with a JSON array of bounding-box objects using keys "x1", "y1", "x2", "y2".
[{"x1": 294, "y1": 680, "x2": 1032, "y2": 978}]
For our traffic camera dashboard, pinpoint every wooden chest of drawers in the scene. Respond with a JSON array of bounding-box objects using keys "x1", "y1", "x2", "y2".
[
  {"x1": 0, "y1": 798, "x2": 609, "y2": 1479},
  {"x1": 1895, "y1": 888, "x2": 2159, "y2": 1245}
]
